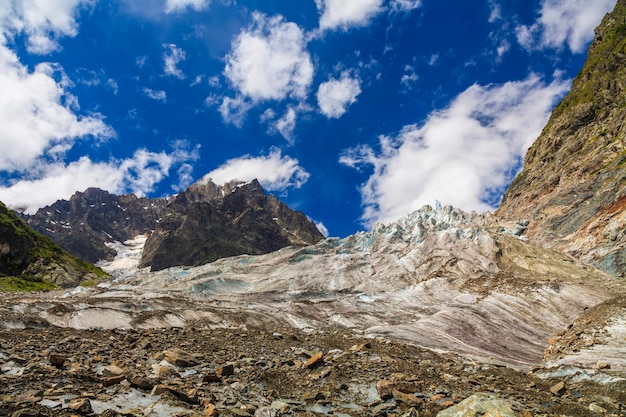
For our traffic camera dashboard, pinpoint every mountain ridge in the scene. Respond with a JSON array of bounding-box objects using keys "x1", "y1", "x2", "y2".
[{"x1": 24, "y1": 179, "x2": 325, "y2": 272}]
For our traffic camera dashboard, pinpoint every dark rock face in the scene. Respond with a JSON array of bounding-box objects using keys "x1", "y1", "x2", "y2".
[
  {"x1": 497, "y1": 0, "x2": 626, "y2": 276},
  {"x1": 0, "y1": 201, "x2": 104, "y2": 287},
  {"x1": 25, "y1": 188, "x2": 168, "y2": 263},
  {"x1": 140, "y1": 179, "x2": 325, "y2": 271},
  {"x1": 24, "y1": 180, "x2": 324, "y2": 272}
]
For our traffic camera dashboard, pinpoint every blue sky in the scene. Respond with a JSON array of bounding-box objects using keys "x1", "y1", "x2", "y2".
[{"x1": 0, "y1": 0, "x2": 617, "y2": 238}]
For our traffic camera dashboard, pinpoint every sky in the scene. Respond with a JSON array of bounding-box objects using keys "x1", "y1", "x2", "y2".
[{"x1": 0, "y1": 0, "x2": 617, "y2": 238}]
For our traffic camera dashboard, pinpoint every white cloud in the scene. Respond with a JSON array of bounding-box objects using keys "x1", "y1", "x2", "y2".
[
  {"x1": 315, "y1": 0, "x2": 385, "y2": 31},
  {"x1": 274, "y1": 107, "x2": 297, "y2": 143},
  {"x1": 163, "y1": 43, "x2": 186, "y2": 79},
  {"x1": 0, "y1": 146, "x2": 198, "y2": 214},
  {"x1": 190, "y1": 74, "x2": 204, "y2": 86},
  {"x1": 220, "y1": 13, "x2": 313, "y2": 125},
  {"x1": 0, "y1": 0, "x2": 94, "y2": 54},
  {"x1": 136, "y1": 55, "x2": 148, "y2": 68},
  {"x1": 0, "y1": 0, "x2": 199, "y2": 215},
  {"x1": 218, "y1": 96, "x2": 252, "y2": 127},
  {"x1": 400, "y1": 65, "x2": 419, "y2": 89},
  {"x1": 164, "y1": 0, "x2": 209, "y2": 14},
  {"x1": 224, "y1": 13, "x2": 313, "y2": 102},
  {"x1": 496, "y1": 40, "x2": 510, "y2": 59},
  {"x1": 390, "y1": 0, "x2": 421, "y2": 14},
  {"x1": 207, "y1": 75, "x2": 220, "y2": 88},
  {"x1": 488, "y1": 0, "x2": 502, "y2": 23},
  {"x1": 316, "y1": 72, "x2": 362, "y2": 119},
  {"x1": 143, "y1": 87, "x2": 167, "y2": 102},
  {"x1": 340, "y1": 74, "x2": 570, "y2": 228},
  {"x1": 0, "y1": 46, "x2": 113, "y2": 173},
  {"x1": 314, "y1": 220, "x2": 329, "y2": 237},
  {"x1": 201, "y1": 149, "x2": 310, "y2": 192},
  {"x1": 516, "y1": 0, "x2": 615, "y2": 53},
  {"x1": 107, "y1": 78, "x2": 119, "y2": 94},
  {"x1": 0, "y1": 1, "x2": 111, "y2": 174}
]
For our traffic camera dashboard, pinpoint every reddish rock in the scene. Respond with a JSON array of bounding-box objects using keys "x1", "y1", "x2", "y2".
[
  {"x1": 163, "y1": 348, "x2": 199, "y2": 367},
  {"x1": 68, "y1": 398, "x2": 93, "y2": 415},
  {"x1": 102, "y1": 374, "x2": 126, "y2": 387},
  {"x1": 304, "y1": 351, "x2": 323, "y2": 369},
  {"x1": 217, "y1": 364, "x2": 235, "y2": 377},
  {"x1": 550, "y1": 381, "x2": 566, "y2": 396}
]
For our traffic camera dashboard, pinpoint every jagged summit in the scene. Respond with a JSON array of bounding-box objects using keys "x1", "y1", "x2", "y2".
[
  {"x1": 140, "y1": 178, "x2": 324, "y2": 271},
  {"x1": 25, "y1": 178, "x2": 325, "y2": 272},
  {"x1": 497, "y1": 0, "x2": 626, "y2": 277},
  {"x1": 26, "y1": 188, "x2": 169, "y2": 263}
]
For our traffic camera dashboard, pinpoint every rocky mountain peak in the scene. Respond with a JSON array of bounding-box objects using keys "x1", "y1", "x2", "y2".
[
  {"x1": 140, "y1": 178, "x2": 324, "y2": 271},
  {"x1": 496, "y1": 0, "x2": 626, "y2": 277},
  {"x1": 26, "y1": 189, "x2": 169, "y2": 263}
]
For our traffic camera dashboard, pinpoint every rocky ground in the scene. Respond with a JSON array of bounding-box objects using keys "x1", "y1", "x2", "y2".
[{"x1": 1, "y1": 318, "x2": 625, "y2": 417}]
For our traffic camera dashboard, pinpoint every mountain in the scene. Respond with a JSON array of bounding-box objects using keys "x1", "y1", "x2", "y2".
[
  {"x1": 25, "y1": 179, "x2": 325, "y2": 272},
  {"x1": 2, "y1": 4, "x2": 626, "y2": 416},
  {"x1": 496, "y1": 0, "x2": 626, "y2": 277},
  {"x1": 0, "y1": 201, "x2": 106, "y2": 289},
  {"x1": 139, "y1": 179, "x2": 325, "y2": 271},
  {"x1": 25, "y1": 188, "x2": 169, "y2": 263}
]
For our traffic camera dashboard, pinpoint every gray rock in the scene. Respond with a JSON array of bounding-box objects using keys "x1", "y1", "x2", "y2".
[{"x1": 435, "y1": 394, "x2": 516, "y2": 417}]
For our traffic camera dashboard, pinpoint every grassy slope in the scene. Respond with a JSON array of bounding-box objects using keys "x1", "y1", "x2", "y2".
[{"x1": 0, "y1": 201, "x2": 107, "y2": 291}]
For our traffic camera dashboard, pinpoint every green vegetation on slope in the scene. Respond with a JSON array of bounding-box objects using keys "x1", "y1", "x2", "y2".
[{"x1": 0, "y1": 201, "x2": 108, "y2": 291}]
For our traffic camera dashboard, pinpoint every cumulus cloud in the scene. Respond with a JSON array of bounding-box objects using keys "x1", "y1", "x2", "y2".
[
  {"x1": 0, "y1": 146, "x2": 199, "y2": 214},
  {"x1": 0, "y1": 0, "x2": 117, "y2": 178},
  {"x1": 315, "y1": 0, "x2": 385, "y2": 31},
  {"x1": 201, "y1": 149, "x2": 310, "y2": 192},
  {"x1": 516, "y1": 0, "x2": 615, "y2": 53},
  {"x1": 340, "y1": 74, "x2": 570, "y2": 227},
  {"x1": 164, "y1": 0, "x2": 209, "y2": 14},
  {"x1": 143, "y1": 87, "x2": 167, "y2": 102},
  {"x1": 163, "y1": 43, "x2": 186, "y2": 79},
  {"x1": 224, "y1": 13, "x2": 313, "y2": 102},
  {"x1": 0, "y1": 0, "x2": 94, "y2": 54},
  {"x1": 0, "y1": 47, "x2": 113, "y2": 173},
  {"x1": 316, "y1": 72, "x2": 362, "y2": 119}
]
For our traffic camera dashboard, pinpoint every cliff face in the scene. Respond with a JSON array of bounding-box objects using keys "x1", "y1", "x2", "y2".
[
  {"x1": 497, "y1": 0, "x2": 626, "y2": 276},
  {"x1": 139, "y1": 179, "x2": 325, "y2": 271},
  {"x1": 0, "y1": 201, "x2": 105, "y2": 288},
  {"x1": 26, "y1": 188, "x2": 169, "y2": 263}
]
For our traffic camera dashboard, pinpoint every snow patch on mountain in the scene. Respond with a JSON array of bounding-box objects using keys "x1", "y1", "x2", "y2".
[{"x1": 96, "y1": 235, "x2": 149, "y2": 280}]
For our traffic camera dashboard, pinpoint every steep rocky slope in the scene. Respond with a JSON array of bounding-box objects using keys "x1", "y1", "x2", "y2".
[
  {"x1": 497, "y1": 0, "x2": 626, "y2": 277},
  {"x1": 139, "y1": 179, "x2": 325, "y2": 271},
  {"x1": 25, "y1": 188, "x2": 168, "y2": 263},
  {"x1": 0, "y1": 201, "x2": 105, "y2": 288}
]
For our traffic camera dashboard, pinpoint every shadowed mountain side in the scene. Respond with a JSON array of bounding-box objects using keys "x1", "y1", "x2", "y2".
[
  {"x1": 25, "y1": 188, "x2": 168, "y2": 263},
  {"x1": 139, "y1": 179, "x2": 325, "y2": 271}
]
